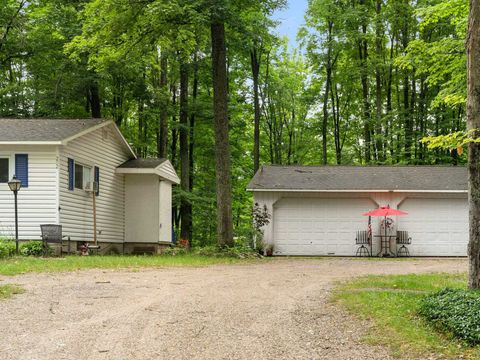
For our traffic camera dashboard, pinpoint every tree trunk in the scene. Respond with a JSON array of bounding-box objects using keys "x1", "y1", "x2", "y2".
[
  {"x1": 322, "y1": 21, "x2": 334, "y2": 165},
  {"x1": 251, "y1": 47, "x2": 261, "y2": 174},
  {"x1": 211, "y1": 20, "x2": 234, "y2": 247},
  {"x1": 89, "y1": 81, "x2": 101, "y2": 118},
  {"x1": 158, "y1": 52, "x2": 168, "y2": 158},
  {"x1": 188, "y1": 51, "x2": 198, "y2": 242},
  {"x1": 467, "y1": 0, "x2": 480, "y2": 289},
  {"x1": 179, "y1": 61, "x2": 191, "y2": 243},
  {"x1": 170, "y1": 83, "x2": 179, "y2": 231},
  {"x1": 375, "y1": 0, "x2": 383, "y2": 162},
  {"x1": 358, "y1": 1, "x2": 371, "y2": 163}
]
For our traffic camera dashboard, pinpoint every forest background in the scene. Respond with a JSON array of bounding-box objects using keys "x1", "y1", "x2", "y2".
[{"x1": 0, "y1": 0, "x2": 467, "y2": 245}]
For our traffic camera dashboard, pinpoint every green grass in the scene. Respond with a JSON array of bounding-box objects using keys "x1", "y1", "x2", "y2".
[
  {"x1": 0, "y1": 284, "x2": 25, "y2": 299},
  {"x1": 334, "y1": 272, "x2": 480, "y2": 359},
  {"x1": 0, "y1": 254, "x2": 252, "y2": 276}
]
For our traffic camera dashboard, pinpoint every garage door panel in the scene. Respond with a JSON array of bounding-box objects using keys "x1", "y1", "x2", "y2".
[
  {"x1": 399, "y1": 198, "x2": 468, "y2": 256},
  {"x1": 273, "y1": 197, "x2": 373, "y2": 256}
]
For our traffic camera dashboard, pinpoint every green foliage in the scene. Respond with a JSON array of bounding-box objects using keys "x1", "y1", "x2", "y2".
[
  {"x1": 0, "y1": 0, "x2": 469, "y2": 246},
  {"x1": 419, "y1": 288, "x2": 480, "y2": 345},
  {"x1": 422, "y1": 129, "x2": 480, "y2": 150},
  {"x1": 20, "y1": 241, "x2": 50, "y2": 257},
  {"x1": 335, "y1": 272, "x2": 480, "y2": 359},
  {"x1": 0, "y1": 239, "x2": 16, "y2": 258}
]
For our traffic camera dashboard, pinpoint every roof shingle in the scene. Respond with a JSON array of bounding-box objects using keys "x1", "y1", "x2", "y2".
[
  {"x1": 247, "y1": 165, "x2": 467, "y2": 191},
  {"x1": 0, "y1": 118, "x2": 105, "y2": 142},
  {"x1": 118, "y1": 158, "x2": 167, "y2": 169}
]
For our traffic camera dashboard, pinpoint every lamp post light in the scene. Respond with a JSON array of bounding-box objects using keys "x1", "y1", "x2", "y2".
[{"x1": 8, "y1": 175, "x2": 22, "y2": 255}]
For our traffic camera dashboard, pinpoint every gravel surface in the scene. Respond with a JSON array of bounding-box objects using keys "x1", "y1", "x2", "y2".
[{"x1": 0, "y1": 258, "x2": 467, "y2": 360}]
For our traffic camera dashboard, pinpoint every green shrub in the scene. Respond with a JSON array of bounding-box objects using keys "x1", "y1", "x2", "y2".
[
  {"x1": 20, "y1": 241, "x2": 51, "y2": 256},
  {"x1": 0, "y1": 240, "x2": 16, "y2": 258},
  {"x1": 160, "y1": 246, "x2": 188, "y2": 256},
  {"x1": 418, "y1": 288, "x2": 480, "y2": 345}
]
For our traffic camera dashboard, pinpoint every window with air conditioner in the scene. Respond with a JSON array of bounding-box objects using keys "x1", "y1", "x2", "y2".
[{"x1": 74, "y1": 163, "x2": 92, "y2": 190}]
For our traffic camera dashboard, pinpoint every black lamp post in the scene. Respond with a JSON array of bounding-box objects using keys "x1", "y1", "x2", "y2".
[{"x1": 8, "y1": 175, "x2": 21, "y2": 255}]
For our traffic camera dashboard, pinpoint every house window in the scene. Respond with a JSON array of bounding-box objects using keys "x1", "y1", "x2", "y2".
[
  {"x1": 74, "y1": 163, "x2": 92, "y2": 190},
  {"x1": 0, "y1": 158, "x2": 9, "y2": 183}
]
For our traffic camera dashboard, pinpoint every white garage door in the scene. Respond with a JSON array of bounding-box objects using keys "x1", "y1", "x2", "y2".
[
  {"x1": 273, "y1": 197, "x2": 375, "y2": 256},
  {"x1": 398, "y1": 198, "x2": 468, "y2": 256}
]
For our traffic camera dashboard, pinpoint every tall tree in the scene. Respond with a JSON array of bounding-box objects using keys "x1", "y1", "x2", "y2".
[
  {"x1": 467, "y1": 0, "x2": 480, "y2": 289},
  {"x1": 211, "y1": 7, "x2": 233, "y2": 247}
]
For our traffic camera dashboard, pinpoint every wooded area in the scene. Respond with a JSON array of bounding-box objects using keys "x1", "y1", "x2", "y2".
[{"x1": 0, "y1": 0, "x2": 467, "y2": 246}]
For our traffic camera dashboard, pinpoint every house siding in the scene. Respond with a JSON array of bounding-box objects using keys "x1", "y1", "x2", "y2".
[
  {"x1": 59, "y1": 124, "x2": 131, "y2": 243},
  {"x1": 0, "y1": 145, "x2": 58, "y2": 240}
]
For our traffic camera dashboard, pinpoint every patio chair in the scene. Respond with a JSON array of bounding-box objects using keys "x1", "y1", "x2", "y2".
[
  {"x1": 396, "y1": 230, "x2": 412, "y2": 257},
  {"x1": 355, "y1": 230, "x2": 371, "y2": 257},
  {"x1": 40, "y1": 224, "x2": 71, "y2": 256}
]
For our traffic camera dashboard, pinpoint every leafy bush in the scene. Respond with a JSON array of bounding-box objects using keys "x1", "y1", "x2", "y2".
[
  {"x1": 20, "y1": 241, "x2": 51, "y2": 256},
  {"x1": 160, "y1": 242, "x2": 260, "y2": 259},
  {"x1": 418, "y1": 288, "x2": 480, "y2": 345},
  {"x1": 0, "y1": 239, "x2": 16, "y2": 258},
  {"x1": 160, "y1": 246, "x2": 188, "y2": 256},
  {"x1": 192, "y1": 244, "x2": 260, "y2": 259}
]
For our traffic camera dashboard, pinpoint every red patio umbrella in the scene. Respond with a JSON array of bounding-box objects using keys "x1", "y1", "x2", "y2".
[
  {"x1": 362, "y1": 206, "x2": 408, "y2": 217},
  {"x1": 363, "y1": 205, "x2": 408, "y2": 256}
]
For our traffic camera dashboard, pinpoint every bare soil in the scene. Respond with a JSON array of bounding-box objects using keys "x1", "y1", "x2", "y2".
[{"x1": 0, "y1": 258, "x2": 467, "y2": 360}]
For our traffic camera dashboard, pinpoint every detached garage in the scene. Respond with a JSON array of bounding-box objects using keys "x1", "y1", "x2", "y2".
[{"x1": 247, "y1": 166, "x2": 468, "y2": 257}]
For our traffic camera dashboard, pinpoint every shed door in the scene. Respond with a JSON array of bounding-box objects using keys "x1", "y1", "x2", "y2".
[
  {"x1": 273, "y1": 197, "x2": 374, "y2": 256},
  {"x1": 398, "y1": 198, "x2": 468, "y2": 256}
]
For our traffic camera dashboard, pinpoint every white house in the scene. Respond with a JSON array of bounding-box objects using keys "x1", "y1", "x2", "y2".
[
  {"x1": 247, "y1": 166, "x2": 468, "y2": 257},
  {"x1": 0, "y1": 118, "x2": 180, "y2": 253}
]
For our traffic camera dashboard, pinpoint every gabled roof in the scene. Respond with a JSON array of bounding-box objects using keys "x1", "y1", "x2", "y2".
[
  {"x1": 0, "y1": 118, "x2": 104, "y2": 142},
  {"x1": 0, "y1": 118, "x2": 136, "y2": 157},
  {"x1": 116, "y1": 158, "x2": 180, "y2": 184},
  {"x1": 117, "y1": 158, "x2": 167, "y2": 169},
  {"x1": 247, "y1": 165, "x2": 467, "y2": 192}
]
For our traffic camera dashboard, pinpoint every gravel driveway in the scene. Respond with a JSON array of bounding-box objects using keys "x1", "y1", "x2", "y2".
[{"x1": 0, "y1": 258, "x2": 467, "y2": 360}]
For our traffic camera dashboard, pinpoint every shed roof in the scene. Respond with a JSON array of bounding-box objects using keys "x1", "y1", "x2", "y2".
[
  {"x1": 247, "y1": 165, "x2": 467, "y2": 192},
  {"x1": 117, "y1": 158, "x2": 167, "y2": 169},
  {"x1": 0, "y1": 118, "x2": 105, "y2": 142},
  {"x1": 116, "y1": 158, "x2": 180, "y2": 184}
]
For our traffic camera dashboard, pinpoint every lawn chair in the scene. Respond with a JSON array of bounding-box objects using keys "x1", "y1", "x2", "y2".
[
  {"x1": 396, "y1": 230, "x2": 412, "y2": 257},
  {"x1": 40, "y1": 224, "x2": 71, "y2": 256},
  {"x1": 355, "y1": 230, "x2": 371, "y2": 257}
]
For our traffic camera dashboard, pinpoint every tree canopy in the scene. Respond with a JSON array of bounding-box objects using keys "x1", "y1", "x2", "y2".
[{"x1": 0, "y1": 0, "x2": 468, "y2": 245}]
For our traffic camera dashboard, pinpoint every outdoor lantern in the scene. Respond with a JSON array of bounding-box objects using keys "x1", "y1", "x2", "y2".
[
  {"x1": 8, "y1": 175, "x2": 21, "y2": 255},
  {"x1": 8, "y1": 175, "x2": 22, "y2": 192}
]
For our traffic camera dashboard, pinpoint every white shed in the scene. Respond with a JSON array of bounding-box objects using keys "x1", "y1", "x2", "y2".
[{"x1": 247, "y1": 166, "x2": 468, "y2": 257}]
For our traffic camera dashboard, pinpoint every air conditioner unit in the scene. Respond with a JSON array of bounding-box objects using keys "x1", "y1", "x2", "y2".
[
  {"x1": 84, "y1": 182, "x2": 93, "y2": 192},
  {"x1": 85, "y1": 181, "x2": 98, "y2": 192}
]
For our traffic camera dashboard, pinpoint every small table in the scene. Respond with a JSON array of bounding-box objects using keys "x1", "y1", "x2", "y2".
[{"x1": 374, "y1": 234, "x2": 397, "y2": 257}]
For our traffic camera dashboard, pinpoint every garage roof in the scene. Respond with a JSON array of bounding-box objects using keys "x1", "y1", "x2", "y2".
[{"x1": 247, "y1": 166, "x2": 467, "y2": 192}]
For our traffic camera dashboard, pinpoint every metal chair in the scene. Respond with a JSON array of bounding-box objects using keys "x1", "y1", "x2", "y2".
[
  {"x1": 40, "y1": 224, "x2": 71, "y2": 256},
  {"x1": 396, "y1": 230, "x2": 412, "y2": 257},
  {"x1": 355, "y1": 230, "x2": 371, "y2": 257}
]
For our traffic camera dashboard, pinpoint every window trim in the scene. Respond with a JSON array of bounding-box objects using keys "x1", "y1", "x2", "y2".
[
  {"x1": 72, "y1": 160, "x2": 94, "y2": 192},
  {"x1": 0, "y1": 154, "x2": 14, "y2": 185},
  {"x1": 0, "y1": 157, "x2": 10, "y2": 183}
]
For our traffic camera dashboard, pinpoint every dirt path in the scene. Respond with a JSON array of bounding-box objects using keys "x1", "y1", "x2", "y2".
[{"x1": 0, "y1": 258, "x2": 467, "y2": 360}]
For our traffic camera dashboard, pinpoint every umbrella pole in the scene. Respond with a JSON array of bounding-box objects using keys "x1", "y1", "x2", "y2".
[{"x1": 384, "y1": 215, "x2": 388, "y2": 256}]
